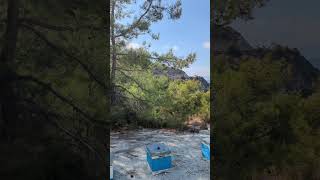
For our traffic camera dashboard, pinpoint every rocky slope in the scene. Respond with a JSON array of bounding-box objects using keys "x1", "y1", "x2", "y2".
[
  {"x1": 152, "y1": 26, "x2": 319, "y2": 94},
  {"x1": 153, "y1": 66, "x2": 210, "y2": 91},
  {"x1": 214, "y1": 26, "x2": 320, "y2": 94}
]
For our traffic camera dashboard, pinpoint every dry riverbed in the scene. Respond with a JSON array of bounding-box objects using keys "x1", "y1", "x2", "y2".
[{"x1": 111, "y1": 129, "x2": 210, "y2": 180}]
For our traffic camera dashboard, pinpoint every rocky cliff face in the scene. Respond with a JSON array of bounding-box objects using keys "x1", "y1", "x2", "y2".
[
  {"x1": 152, "y1": 67, "x2": 209, "y2": 91},
  {"x1": 153, "y1": 66, "x2": 189, "y2": 80}
]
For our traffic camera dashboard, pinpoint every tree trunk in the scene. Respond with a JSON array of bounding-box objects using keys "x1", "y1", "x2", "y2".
[
  {"x1": 110, "y1": 0, "x2": 117, "y2": 105},
  {"x1": 0, "y1": 0, "x2": 20, "y2": 140}
]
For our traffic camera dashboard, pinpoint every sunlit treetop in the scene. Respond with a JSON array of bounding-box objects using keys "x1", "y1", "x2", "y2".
[{"x1": 112, "y1": 0, "x2": 182, "y2": 41}]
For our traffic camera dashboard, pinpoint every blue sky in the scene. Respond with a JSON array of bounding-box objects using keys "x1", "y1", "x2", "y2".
[{"x1": 126, "y1": 0, "x2": 210, "y2": 80}]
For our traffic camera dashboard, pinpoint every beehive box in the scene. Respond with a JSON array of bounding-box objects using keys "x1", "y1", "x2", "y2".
[
  {"x1": 146, "y1": 143, "x2": 172, "y2": 172},
  {"x1": 201, "y1": 138, "x2": 210, "y2": 160}
]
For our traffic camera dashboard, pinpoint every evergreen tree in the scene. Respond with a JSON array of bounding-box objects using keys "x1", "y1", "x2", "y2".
[
  {"x1": 110, "y1": 0, "x2": 196, "y2": 104},
  {"x1": 0, "y1": 1, "x2": 108, "y2": 178}
]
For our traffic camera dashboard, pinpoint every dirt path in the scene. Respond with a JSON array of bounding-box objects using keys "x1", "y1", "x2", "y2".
[{"x1": 111, "y1": 129, "x2": 210, "y2": 180}]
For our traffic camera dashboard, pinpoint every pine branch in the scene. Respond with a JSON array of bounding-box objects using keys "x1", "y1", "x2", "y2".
[
  {"x1": 116, "y1": 67, "x2": 145, "y2": 72},
  {"x1": 115, "y1": 84, "x2": 148, "y2": 103},
  {"x1": 22, "y1": 98, "x2": 105, "y2": 162},
  {"x1": 16, "y1": 74, "x2": 107, "y2": 126},
  {"x1": 116, "y1": 52, "x2": 178, "y2": 61},
  {"x1": 114, "y1": 0, "x2": 153, "y2": 38},
  {"x1": 1, "y1": 18, "x2": 104, "y2": 31},
  {"x1": 117, "y1": 69, "x2": 152, "y2": 93},
  {"x1": 20, "y1": 18, "x2": 104, "y2": 32},
  {"x1": 20, "y1": 24, "x2": 107, "y2": 90}
]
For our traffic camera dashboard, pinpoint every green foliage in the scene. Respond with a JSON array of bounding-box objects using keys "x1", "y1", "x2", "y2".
[
  {"x1": 110, "y1": 0, "x2": 196, "y2": 88},
  {"x1": 143, "y1": 79, "x2": 208, "y2": 128},
  {"x1": 151, "y1": 50, "x2": 197, "y2": 69},
  {"x1": 111, "y1": 0, "x2": 182, "y2": 40},
  {"x1": 0, "y1": 0, "x2": 107, "y2": 179},
  {"x1": 214, "y1": 0, "x2": 269, "y2": 26},
  {"x1": 213, "y1": 51, "x2": 320, "y2": 179},
  {"x1": 112, "y1": 61, "x2": 210, "y2": 129},
  {"x1": 110, "y1": 0, "x2": 205, "y2": 129}
]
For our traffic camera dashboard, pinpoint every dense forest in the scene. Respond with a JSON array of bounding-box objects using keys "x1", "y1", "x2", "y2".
[
  {"x1": 213, "y1": 0, "x2": 320, "y2": 179},
  {"x1": 213, "y1": 47, "x2": 320, "y2": 179}
]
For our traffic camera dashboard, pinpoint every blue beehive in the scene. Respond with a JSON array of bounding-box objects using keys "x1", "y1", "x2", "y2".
[
  {"x1": 201, "y1": 138, "x2": 210, "y2": 160},
  {"x1": 146, "y1": 143, "x2": 172, "y2": 172}
]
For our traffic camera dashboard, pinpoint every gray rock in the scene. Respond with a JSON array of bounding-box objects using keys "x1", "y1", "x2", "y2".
[{"x1": 152, "y1": 66, "x2": 209, "y2": 91}]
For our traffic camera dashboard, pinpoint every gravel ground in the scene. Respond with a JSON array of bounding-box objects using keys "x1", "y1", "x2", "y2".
[{"x1": 110, "y1": 129, "x2": 210, "y2": 180}]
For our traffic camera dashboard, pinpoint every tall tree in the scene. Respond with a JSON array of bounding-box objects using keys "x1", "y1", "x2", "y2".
[
  {"x1": 110, "y1": 0, "x2": 196, "y2": 104},
  {"x1": 0, "y1": 1, "x2": 108, "y2": 178},
  {"x1": 0, "y1": 0, "x2": 19, "y2": 140}
]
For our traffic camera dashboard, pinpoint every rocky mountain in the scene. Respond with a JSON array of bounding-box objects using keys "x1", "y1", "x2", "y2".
[
  {"x1": 214, "y1": 26, "x2": 320, "y2": 95},
  {"x1": 153, "y1": 66, "x2": 189, "y2": 80},
  {"x1": 214, "y1": 26, "x2": 252, "y2": 53},
  {"x1": 152, "y1": 66, "x2": 209, "y2": 91},
  {"x1": 152, "y1": 26, "x2": 319, "y2": 94}
]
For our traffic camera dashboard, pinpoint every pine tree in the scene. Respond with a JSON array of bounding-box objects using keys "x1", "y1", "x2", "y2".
[
  {"x1": 110, "y1": 0, "x2": 196, "y2": 104},
  {"x1": 0, "y1": 1, "x2": 108, "y2": 178}
]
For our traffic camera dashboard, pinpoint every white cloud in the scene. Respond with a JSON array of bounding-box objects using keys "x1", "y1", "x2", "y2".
[
  {"x1": 172, "y1": 45, "x2": 179, "y2": 51},
  {"x1": 126, "y1": 42, "x2": 141, "y2": 49},
  {"x1": 203, "y1": 41, "x2": 210, "y2": 49},
  {"x1": 163, "y1": 44, "x2": 179, "y2": 52}
]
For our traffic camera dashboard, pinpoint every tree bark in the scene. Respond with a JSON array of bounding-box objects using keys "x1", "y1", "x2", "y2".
[
  {"x1": 0, "y1": 0, "x2": 20, "y2": 140},
  {"x1": 110, "y1": 0, "x2": 117, "y2": 105},
  {"x1": 1, "y1": 0, "x2": 19, "y2": 63}
]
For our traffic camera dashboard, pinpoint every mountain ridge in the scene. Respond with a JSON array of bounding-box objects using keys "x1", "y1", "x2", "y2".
[
  {"x1": 308, "y1": 58, "x2": 320, "y2": 70},
  {"x1": 152, "y1": 66, "x2": 210, "y2": 91},
  {"x1": 214, "y1": 26, "x2": 320, "y2": 94}
]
